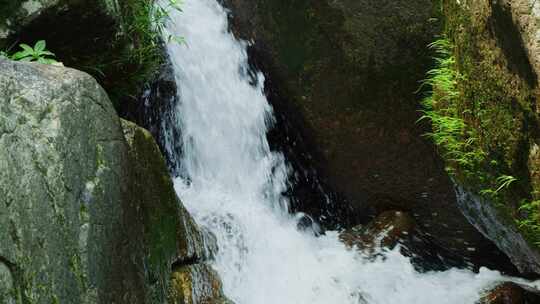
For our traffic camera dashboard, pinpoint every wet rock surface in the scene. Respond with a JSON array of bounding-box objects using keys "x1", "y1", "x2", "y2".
[
  {"x1": 456, "y1": 186, "x2": 540, "y2": 278},
  {"x1": 170, "y1": 264, "x2": 233, "y2": 304},
  {"x1": 340, "y1": 211, "x2": 416, "y2": 251},
  {"x1": 122, "y1": 51, "x2": 185, "y2": 175},
  {"x1": 340, "y1": 211, "x2": 518, "y2": 273},
  {"x1": 478, "y1": 282, "x2": 540, "y2": 304}
]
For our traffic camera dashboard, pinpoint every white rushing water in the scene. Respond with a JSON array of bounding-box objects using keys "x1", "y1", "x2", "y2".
[{"x1": 163, "y1": 0, "x2": 539, "y2": 303}]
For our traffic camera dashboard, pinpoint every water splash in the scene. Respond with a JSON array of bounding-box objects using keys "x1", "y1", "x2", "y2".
[{"x1": 163, "y1": 0, "x2": 539, "y2": 303}]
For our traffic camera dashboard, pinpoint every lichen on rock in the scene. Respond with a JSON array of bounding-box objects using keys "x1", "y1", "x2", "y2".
[
  {"x1": 0, "y1": 59, "x2": 228, "y2": 303},
  {"x1": 169, "y1": 264, "x2": 233, "y2": 304}
]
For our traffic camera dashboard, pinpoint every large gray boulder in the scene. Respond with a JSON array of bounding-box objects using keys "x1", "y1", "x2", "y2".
[
  {"x1": 0, "y1": 57, "x2": 125, "y2": 303},
  {"x1": 0, "y1": 59, "x2": 226, "y2": 303}
]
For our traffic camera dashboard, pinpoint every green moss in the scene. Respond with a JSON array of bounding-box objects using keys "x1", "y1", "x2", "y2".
[
  {"x1": 424, "y1": 1, "x2": 540, "y2": 248},
  {"x1": 129, "y1": 125, "x2": 179, "y2": 279},
  {"x1": 121, "y1": 120, "x2": 201, "y2": 302}
]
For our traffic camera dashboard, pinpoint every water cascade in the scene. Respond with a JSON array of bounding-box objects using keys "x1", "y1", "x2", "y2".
[{"x1": 163, "y1": 0, "x2": 539, "y2": 303}]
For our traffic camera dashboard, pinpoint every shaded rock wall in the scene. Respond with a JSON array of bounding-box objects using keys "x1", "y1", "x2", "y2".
[{"x1": 221, "y1": 0, "x2": 513, "y2": 271}]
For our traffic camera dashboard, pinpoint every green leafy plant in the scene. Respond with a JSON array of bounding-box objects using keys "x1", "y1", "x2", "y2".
[
  {"x1": 517, "y1": 199, "x2": 540, "y2": 246},
  {"x1": 106, "y1": 0, "x2": 183, "y2": 101},
  {"x1": 419, "y1": 38, "x2": 485, "y2": 176},
  {"x1": 421, "y1": 37, "x2": 540, "y2": 248},
  {"x1": 11, "y1": 40, "x2": 57, "y2": 64},
  {"x1": 153, "y1": 0, "x2": 183, "y2": 42},
  {"x1": 480, "y1": 175, "x2": 517, "y2": 198}
]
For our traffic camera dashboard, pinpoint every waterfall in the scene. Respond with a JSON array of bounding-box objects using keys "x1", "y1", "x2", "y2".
[{"x1": 162, "y1": 0, "x2": 538, "y2": 303}]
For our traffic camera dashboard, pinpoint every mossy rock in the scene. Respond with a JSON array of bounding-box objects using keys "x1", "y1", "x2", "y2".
[
  {"x1": 169, "y1": 264, "x2": 233, "y2": 304},
  {"x1": 425, "y1": 0, "x2": 540, "y2": 275}
]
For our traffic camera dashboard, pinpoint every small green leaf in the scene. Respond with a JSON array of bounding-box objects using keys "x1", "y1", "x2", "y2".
[
  {"x1": 38, "y1": 50, "x2": 56, "y2": 57},
  {"x1": 34, "y1": 40, "x2": 46, "y2": 52},
  {"x1": 11, "y1": 51, "x2": 32, "y2": 60},
  {"x1": 19, "y1": 44, "x2": 34, "y2": 53}
]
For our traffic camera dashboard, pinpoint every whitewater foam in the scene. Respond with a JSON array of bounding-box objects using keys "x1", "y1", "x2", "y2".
[{"x1": 162, "y1": 0, "x2": 539, "y2": 303}]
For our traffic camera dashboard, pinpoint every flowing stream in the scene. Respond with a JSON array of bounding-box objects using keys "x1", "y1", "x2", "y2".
[{"x1": 162, "y1": 0, "x2": 538, "y2": 303}]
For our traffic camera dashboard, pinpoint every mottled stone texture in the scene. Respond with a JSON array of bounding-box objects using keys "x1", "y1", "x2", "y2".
[
  {"x1": 0, "y1": 59, "x2": 226, "y2": 303},
  {"x1": 500, "y1": 0, "x2": 540, "y2": 89},
  {"x1": 0, "y1": 58, "x2": 125, "y2": 304}
]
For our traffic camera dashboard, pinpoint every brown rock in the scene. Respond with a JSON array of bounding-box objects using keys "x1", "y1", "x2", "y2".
[
  {"x1": 478, "y1": 282, "x2": 540, "y2": 304},
  {"x1": 339, "y1": 211, "x2": 416, "y2": 251}
]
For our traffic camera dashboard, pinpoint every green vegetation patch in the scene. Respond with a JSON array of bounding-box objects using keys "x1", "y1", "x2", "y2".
[
  {"x1": 3, "y1": 0, "x2": 181, "y2": 109},
  {"x1": 423, "y1": 1, "x2": 540, "y2": 247},
  {"x1": 2, "y1": 40, "x2": 58, "y2": 64},
  {"x1": 106, "y1": 0, "x2": 181, "y2": 101}
]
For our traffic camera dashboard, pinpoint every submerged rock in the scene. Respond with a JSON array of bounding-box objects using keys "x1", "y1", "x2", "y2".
[
  {"x1": 339, "y1": 210, "x2": 509, "y2": 272},
  {"x1": 478, "y1": 282, "x2": 540, "y2": 304},
  {"x1": 122, "y1": 50, "x2": 185, "y2": 174},
  {"x1": 340, "y1": 211, "x2": 415, "y2": 251},
  {"x1": 0, "y1": 59, "x2": 226, "y2": 303}
]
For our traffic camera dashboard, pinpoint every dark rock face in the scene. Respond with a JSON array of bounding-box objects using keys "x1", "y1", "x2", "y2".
[
  {"x1": 122, "y1": 51, "x2": 185, "y2": 176},
  {"x1": 0, "y1": 59, "x2": 225, "y2": 303},
  {"x1": 2, "y1": 0, "x2": 165, "y2": 110},
  {"x1": 221, "y1": 0, "x2": 515, "y2": 272},
  {"x1": 1, "y1": 0, "x2": 120, "y2": 83},
  {"x1": 478, "y1": 282, "x2": 540, "y2": 304}
]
